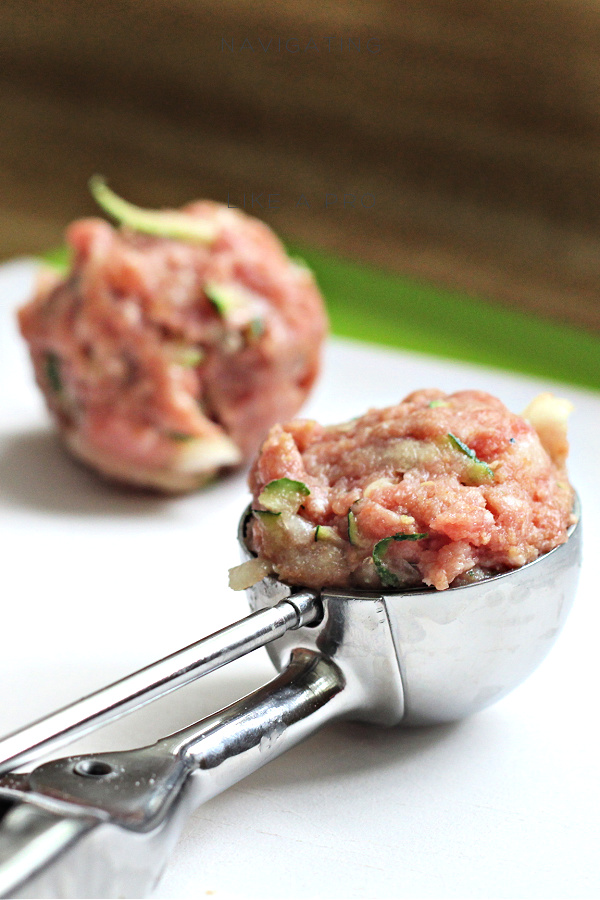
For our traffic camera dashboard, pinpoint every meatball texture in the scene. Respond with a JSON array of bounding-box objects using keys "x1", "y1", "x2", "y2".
[
  {"x1": 18, "y1": 202, "x2": 327, "y2": 491},
  {"x1": 233, "y1": 389, "x2": 575, "y2": 591}
]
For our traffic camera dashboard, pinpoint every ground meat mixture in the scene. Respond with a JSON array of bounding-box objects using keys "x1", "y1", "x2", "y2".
[
  {"x1": 231, "y1": 389, "x2": 575, "y2": 592},
  {"x1": 19, "y1": 196, "x2": 327, "y2": 491}
]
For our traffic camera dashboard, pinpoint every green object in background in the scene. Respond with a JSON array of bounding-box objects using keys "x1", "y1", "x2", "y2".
[
  {"x1": 291, "y1": 245, "x2": 600, "y2": 393},
  {"x1": 41, "y1": 244, "x2": 600, "y2": 391},
  {"x1": 42, "y1": 246, "x2": 70, "y2": 271}
]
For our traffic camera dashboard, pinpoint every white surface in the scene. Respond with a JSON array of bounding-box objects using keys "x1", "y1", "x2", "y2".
[{"x1": 0, "y1": 258, "x2": 598, "y2": 900}]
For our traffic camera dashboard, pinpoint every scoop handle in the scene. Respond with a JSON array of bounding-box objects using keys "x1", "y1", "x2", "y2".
[
  {"x1": 22, "y1": 648, "x2": 349, "y2": 830},
  {"x1": 0, "y1": 650, "x2": 349, "y2": 898},
  {"x1": 167, "y1": 647, "x2": 348, "y2": 797},
  {"x1": 0, "y1": 593, "x2": 319, "y2": 777}
]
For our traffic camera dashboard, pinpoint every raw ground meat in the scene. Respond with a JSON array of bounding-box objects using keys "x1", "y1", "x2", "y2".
[
  {"x1": 19, "y1": 200, "x2": 327, "y2": 491},
  {"x1": 233, "y1": 389, "x2": 576, "y2": 591}
]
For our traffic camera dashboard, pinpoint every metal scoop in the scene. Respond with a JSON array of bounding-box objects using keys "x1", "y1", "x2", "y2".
[{"x1": 0, "y1": 501, "x2": 581, "y2": 898}]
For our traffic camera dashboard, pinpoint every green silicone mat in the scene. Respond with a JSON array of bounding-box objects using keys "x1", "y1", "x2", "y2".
[{"x1": 43, "y1": 244, "x2": 600, "y2": 392}]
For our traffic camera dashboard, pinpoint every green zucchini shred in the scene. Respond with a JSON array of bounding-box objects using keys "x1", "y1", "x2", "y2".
[
  {"x1": 347, "y1": 509, "x2": 360, "y2": 545},
  {"x1": 447, "y1": 432, "x2": 477, "y2": 459},
  {"x1": 447, "y1": 432, "x2": 494, "y2": 483},
  {"x1": 373, "y1": 532, "x2": 428, "y2": 588},
  {"x1": 45, "y1": 352, "x2": 62, "y2": 393},
  {"x1": 168, "y1": 431, "x2": 195, "y2": 442},
  {"x1": 176, "y1": 347, "x2": 204, "y2": 367},
  {"x1": 252, "y1": 508, "x2": 283, "y2": 538},
  {"x1": 314, "y1": 524, "x2": 338, "y2": 543},
  {"x1": 258, "y1": 477, "x2": 310, "y2": 514},
  {"x1": 205, "y1": 281, "x2": 248, "y2": 318},
  {"x1": 247, "y1": 317, "x2": 265, "y2": 339},
  {"x1": 262, "y1": 477, "x2": 310, "y2": 495},
  {"x1": 89, "y1": 176, "x2": 216, "y2": 244},
  {"x1": 428, "y1": 399, "x2": 448, "y2": 408},
  {"x1": 252, "y1": 509, "x2": 282, "y2": 520}
]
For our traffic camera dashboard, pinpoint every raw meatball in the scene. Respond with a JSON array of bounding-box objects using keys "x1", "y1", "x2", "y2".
[
  {"x1": 19, "y1": 197, "x2": 327, "y2": 491},
  {"x1": 231, "y1": 390, "x2": 576, "y2": 591}
]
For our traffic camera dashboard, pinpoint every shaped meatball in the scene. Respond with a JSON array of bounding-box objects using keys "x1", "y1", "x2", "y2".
[
  {"x1": 231, "y1": 390, "x2": 575, "y2": 591},
  {"x1": 19, "y1": 182, "x2": 328, "y2": 491}
]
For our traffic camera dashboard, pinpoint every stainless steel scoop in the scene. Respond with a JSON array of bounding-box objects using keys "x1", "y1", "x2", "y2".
[{"x1": 0, "y1": 501, "x2": 581, "y2": 898}]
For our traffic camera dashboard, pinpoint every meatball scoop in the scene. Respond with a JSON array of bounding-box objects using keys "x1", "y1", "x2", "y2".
[
  {"x1": 19, "y1": 180, "x2": 328, "y2": 491},
  {"x1": 230, "y1": 390, "x2": 576, "y2": 592}
]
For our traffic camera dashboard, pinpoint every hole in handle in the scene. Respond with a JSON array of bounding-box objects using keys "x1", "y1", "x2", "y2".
[{"x1": 73, "y1": 759, "x2": 114, "y2": 778}]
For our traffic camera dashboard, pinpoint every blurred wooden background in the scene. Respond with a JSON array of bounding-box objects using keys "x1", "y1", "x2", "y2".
[{"x1": 1, "y1": 0, "x2": 599, "y2": 330}]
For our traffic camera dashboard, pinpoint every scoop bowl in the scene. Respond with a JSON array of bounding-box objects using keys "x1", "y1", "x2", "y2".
[{"x1": 241, "y1": 496, "x2": 581, "y2": 725}]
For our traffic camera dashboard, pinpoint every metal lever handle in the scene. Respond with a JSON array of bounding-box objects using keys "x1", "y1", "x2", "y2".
[
  {"x1": 24, "y1": 648, "x2": 349, "y2": 826},
  {"x1": 0, "y1": 592, "x2": 319, "y2": 777},
  {"x1": 0, "y1": 649, "x2": 347, "y2": 899},
  {"x1": 0, "y1": 588, "x2": 404, "y2": 897}
]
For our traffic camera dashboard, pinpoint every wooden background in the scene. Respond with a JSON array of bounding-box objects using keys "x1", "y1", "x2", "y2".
[{"x1": 1, "y1": 0, "x2": 599, "y2": 331}]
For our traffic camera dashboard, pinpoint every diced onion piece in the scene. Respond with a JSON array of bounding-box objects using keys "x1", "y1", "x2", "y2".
[
  {"x1": 363, "y1": 478, "x2": 393, "y2": 498},
  {"x1": 228, "y1": 557, "x2": 274, "y2": 591},
  {"x1": 382, "y1": 438, "x2": 441, "y2": 470},
  {"x1": 63, "y1": 428, "x2": 222, "y2": 492},
  {"x1": 282, "y1": 512, "x2": 315, "y2": 544},
  {"x1": 174, "y1": 433, "x2": 242, "y2": 473},
  {"x1": 522, "y1": 393, "x2": 573, "y2": 467}
]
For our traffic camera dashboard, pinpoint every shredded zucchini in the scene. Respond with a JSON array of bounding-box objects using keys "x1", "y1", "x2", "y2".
[
  {"x1": 314, "y1": 524, "x2": 343, "y2": 544},
  {"x1": 168, "y1": 432, "x2": 195, "y2": 442},
  {"x1": 45, "y1": 352, "x2": 62, "y2": 393},
  {"x1": 253, "y1": 509, "x2": 282, "y2": 521},
  {"x1": 258, "y1": 478, "x2": 310, "y2": 514},
  {"x1": 373, "y1": 532, "x2": 428, "y2": 588},
  {"x1": 174, "y1": 347, "x2": 204, "y2": 367},
  {"x1": 247, "y1": 317, "x2": 265, "y2": 339},
  {"x1": 205, "y1": 282, "x2": 248, "y2": 318},
  {"x1": 89, "y1": 176, "x2": 217, "y2": 244},
  {"x1": 347, "y1": 509, "x2": 360, "y2": 545},
  {"x1": 447, "y1": 433, "x2": 494, "y2": 484}
]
